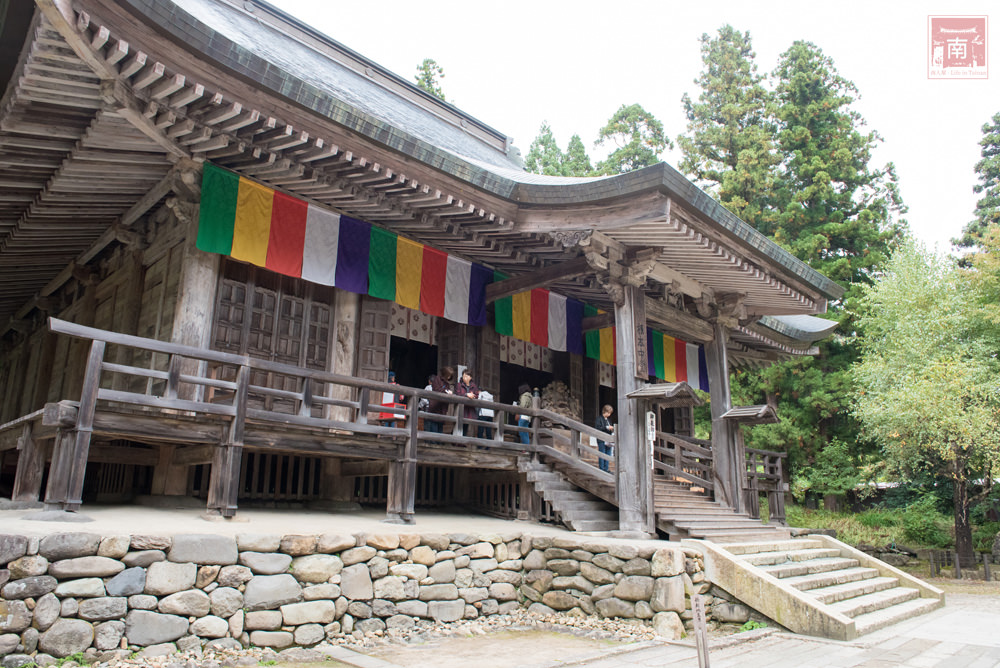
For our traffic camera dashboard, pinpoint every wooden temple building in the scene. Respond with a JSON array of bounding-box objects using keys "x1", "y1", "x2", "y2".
[{"x1": 0, "y1": 0, "x2": 844, "y2": 539}]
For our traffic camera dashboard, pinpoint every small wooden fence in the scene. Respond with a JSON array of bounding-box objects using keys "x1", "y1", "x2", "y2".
[
  {"x1": 41, "y1": 317, "x2": 615, "y2": 521},
  {"x1": 928, "y1": 551, "x2": 997, "y2": 580},
  {"x1": 653, "y1": 432, "x2": 715, "y2": 491},
  {"x1": 744, "y1": 447, "x2": 787, "y2": 524}
]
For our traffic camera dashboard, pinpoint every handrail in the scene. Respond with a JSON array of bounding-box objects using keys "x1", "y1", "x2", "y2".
[{"x1": 45, "y1": 317, "x2": 608, "y2": 452}]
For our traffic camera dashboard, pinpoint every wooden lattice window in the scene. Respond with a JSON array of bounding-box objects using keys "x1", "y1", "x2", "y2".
[{"x1": 211, "y1": 259, "x2": 336, "y2": 413}]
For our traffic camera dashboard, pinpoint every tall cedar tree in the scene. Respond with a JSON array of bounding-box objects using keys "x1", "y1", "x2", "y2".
[
  {"x1": 677, "y1": 26, "x2": 779, "y2": 228},
  {"x1": 414, "y1": 58, "x2": 447, "y2": 101},
  {"x1": 525, "y1": 125, "x2": 594, "y2": 177},
  {"x1": 594, "y1": 103, "x2": 672, "y2": 175},
  {"x1": 525, "y1": 122, "x2": 566, "y2": 176},
  {"x1": 955, "y1": 112, "x2": 1000, "y2": 248},
  {"x1": 680, "y1": 35, "x2": 907, "y2": 490},
  {"x1": 737, "y1": 42, "x2": 906, "y2": 490},
  {"x1": 563, "y1": 134, "x2": 594, "y2": 176}
]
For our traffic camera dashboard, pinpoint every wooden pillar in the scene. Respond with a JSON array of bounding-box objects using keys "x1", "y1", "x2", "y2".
[
  {"x1": 208, "y1": 365, "x2": 248, "y2": 517},
  {"x1": 12, "y1": 424, "x2": 49, "y2": 502},
  {"x1": 330, "y1": 290, "x2": 360, "y2": 422},
  {"x1": 614, "y1": 284, "x2": 654, "y2": 535},
  {"x1": 705, "y1": 322, "x2": 739, "y2": 511},
  {"x1": 207, "y1": 444, "x2": 242, "y2": 517},
  {"x1": 153, "y1": 173, "x2": 216, "y2": 496},
  {"x1": 385, "y1": 395, "x2": 418, "y2": 524},
  {"x1": 43, "y1": 429, "x2": 74, "y2": 509}
]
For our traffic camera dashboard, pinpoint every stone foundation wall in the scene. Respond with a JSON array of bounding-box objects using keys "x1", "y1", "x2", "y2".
[{"x1": 0, "y1": 531, "x2": 712, "y2": 662}]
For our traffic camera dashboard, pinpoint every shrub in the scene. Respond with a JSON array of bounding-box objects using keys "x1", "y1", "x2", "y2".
[
  {"x1": 901, "y1": 496, "x2": 952, "y2": 548},
  {"x1": 856, "y1": 508, "x2": 900, "y2": 528},
  {"x1": 973, "y1": 521, "x2": 1000, "y2": 552}
]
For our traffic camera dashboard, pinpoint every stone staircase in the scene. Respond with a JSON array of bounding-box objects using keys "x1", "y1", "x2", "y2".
[
  {"x1": 686, "y1": 535, "x2": 944, "y2": 640},
  {"x1": 519, "y1": 458, "x2": 619, "y2": 532},
  {"x1": 654, "y1": 479, "x2": 790, "y2": 543}
]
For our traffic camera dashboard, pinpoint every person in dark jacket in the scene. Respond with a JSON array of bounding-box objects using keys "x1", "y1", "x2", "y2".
[
  {"x1": 426, "y1": 366, "x2": 455, "y2": 434},
  {"x1": 456, "y1": 368, "x2": 479, "y2": 436},
  {"x1": 595, "y1": 404, "x2": 614, "y2": 472}
]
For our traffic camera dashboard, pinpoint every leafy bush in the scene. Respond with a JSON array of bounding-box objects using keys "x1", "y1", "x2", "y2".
[
  {"x1": 856, "y1": 508, "x2": 900, "y2": 528},
  {"x1": 901, "y1": 496, "x2": 952, "y2": 548},
  {"x1": 973, "y1": 521, "x2": 1000, "y2": 552}
]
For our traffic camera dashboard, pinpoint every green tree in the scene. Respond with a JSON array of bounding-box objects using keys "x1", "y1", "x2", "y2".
[
  {"x1": 677, "y1": 25, "x2": 779, "y2": 227},
  {"x1": 594, "y1": 103, "x2": 671, "y2": 174},
  {"x1": 525, "y1": 122, "x2": 566, "y2": 176},
  {"x1": 680, "y1": 35, "x2": 908, "y2": 495},
  {"x1": 414, "y1": 58, "x2": 446, "y2": 101},
  {"x1": 955, "y1": 112, "x2": 1000, "y2": 248},
  {"x1": 563, "y1": 134, "x2": 593, "y2": 176},
  {"x1": 854, "y1": 240, "x2": 1000, "y2": 562},
  {"x1": 771, "y1": 41, "x2": 907, "y2": 291}
]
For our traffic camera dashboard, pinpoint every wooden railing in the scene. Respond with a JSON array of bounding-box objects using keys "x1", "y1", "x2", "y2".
[
  {"x1": 744, "y1": 446, "x2": 786, "y2": 524},
  {"x1": 652, "y1": 432, "x2": 715, "y2": 491},
  {"x1": 43, "y1": 317, "x2": 612, "y2": 518}
]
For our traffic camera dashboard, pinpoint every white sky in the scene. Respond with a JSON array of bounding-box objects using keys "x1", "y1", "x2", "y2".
[{"x1": 269, "y1": 0, "x2": 997, "y2": 252}]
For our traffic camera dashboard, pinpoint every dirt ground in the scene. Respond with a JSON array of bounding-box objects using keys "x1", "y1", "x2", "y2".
[{"x1": 366, "y1": 629, "x2": 637, "y2": 668}]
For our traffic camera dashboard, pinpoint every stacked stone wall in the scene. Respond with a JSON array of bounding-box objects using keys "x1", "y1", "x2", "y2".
[{"x1": 0, "y1": 531, "x2": 712, "y2": 663}]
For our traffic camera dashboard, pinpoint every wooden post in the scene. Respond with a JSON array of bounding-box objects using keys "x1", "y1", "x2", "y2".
[
  {"x1": 43, "y1": 429, "x2": 75, "y2": 509},
  {"x1": 208, "y1": 364, "x2": 248, "y2": 517},
  {"x1": 704, "y1": 322, "x2": 738, "y2": 511},
  {"x1": 614, "y1": 284, "x2": 654, "y2": 535},
  {"x1": 12, "y1": 424, "x2": 48, "y2": 502},
  {"x1": 385, "y1": 394, "x2": 418, "y2": 524},
  {"x1": 954, "y1": 551, "x2": 962, "y2": 579},
  {"x1": 58, "y1": 339, "x2": 104, "y2": 511}
]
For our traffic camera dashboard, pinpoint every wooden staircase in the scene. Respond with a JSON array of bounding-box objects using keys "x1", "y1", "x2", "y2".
[
  {"x1": 687, "y1": 535, "x2": 944, "y2": 640},
  {"x1": 655, "y1": 478, "x2": 790, "y2": 542},
  {"x1": 519, "y1": 458, "x2": 619, "y2": 532}
]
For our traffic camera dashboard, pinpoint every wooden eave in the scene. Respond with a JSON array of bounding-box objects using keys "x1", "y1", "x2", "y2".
[
  {"x1": 0, "y1": 0, "x2": 843, "y2": 363},
  {"x1": 626, "y1": 382, "x2": 704, "y2": 407},
  {"x1": 721, "y1": 404, "x2": 779, "y2": 425}
]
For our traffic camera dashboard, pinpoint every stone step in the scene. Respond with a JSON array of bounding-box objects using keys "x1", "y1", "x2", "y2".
[
  {"x1": 723, "y1": 539, "x2": 824, "y2": 555},
  {"x1": 656, "y1": 507, "x2": 750, "y2": 517},
  {"x1": 740, "y1": 548, "x2": 842, "y2": 566},
  {"x1": 852, "y1": 597, "x2": 942, "y2": 636},
  {"x1": 780, "y1": 566, "x2": 881, "y2": 591},
  {"x1": 807, "y1": 576, "x2": 900, "y2": 604},
  {"x1": 693, "y1": 529, "x2": 792, "y2": 543},
  {"x1": 760, "y1": 557, "x2": 860, "y2": 579},
  {"x1": 829, "y1": 587, "x2": 920, "y2": 618},
  {"x1": 672, "y1": 518, "x2": 779, "y2": 530}
]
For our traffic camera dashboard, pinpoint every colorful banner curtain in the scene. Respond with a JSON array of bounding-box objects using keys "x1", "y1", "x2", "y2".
[
  {"x1": 493, "y1": 278, "x2": 585, "y2": 356},
  {"x1": 646, "y1": 328, "x2": 709, "y2": 391},
  {"x1": 197, "y1": 163, "x2": 491, "y2": 326}
]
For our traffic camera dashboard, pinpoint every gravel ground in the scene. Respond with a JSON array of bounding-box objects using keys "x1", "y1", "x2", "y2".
[{"x1": 23, "y1": 609, "x2": 673, "y2": 668}]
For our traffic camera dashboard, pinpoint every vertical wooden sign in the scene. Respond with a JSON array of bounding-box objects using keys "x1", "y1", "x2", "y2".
[
  {"x1": 630, "y1": 287, "x2": 648, "y2": 380},
  {"x1": 692, "y1": 593, "x2": 710, "y2": 668}
]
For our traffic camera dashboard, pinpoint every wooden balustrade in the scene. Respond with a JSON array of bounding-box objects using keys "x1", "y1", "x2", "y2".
[
  {"x1": 652, "y1": 432, "x2": 715, "y2": 491},
  {"x1": 744, "y1": 446, "x2": 786, "y2": 524},
  {"x1": 40, "y1": 317, "x2": 613, "y2": 518}
]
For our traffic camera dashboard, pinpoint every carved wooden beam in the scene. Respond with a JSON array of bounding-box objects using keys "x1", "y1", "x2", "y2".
[
  {"x1": 627, "y1": 248, "x2": 714, "y2": 300},
  {"x1": 582, "y1": 312, "x2": 614, "y2": 332},
  {"x1": 645, "y1": 297, "x2": 715, "y2": 343},
  {"x1": 485, "y1": 255, "x2": 595, "y2": 303}
]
